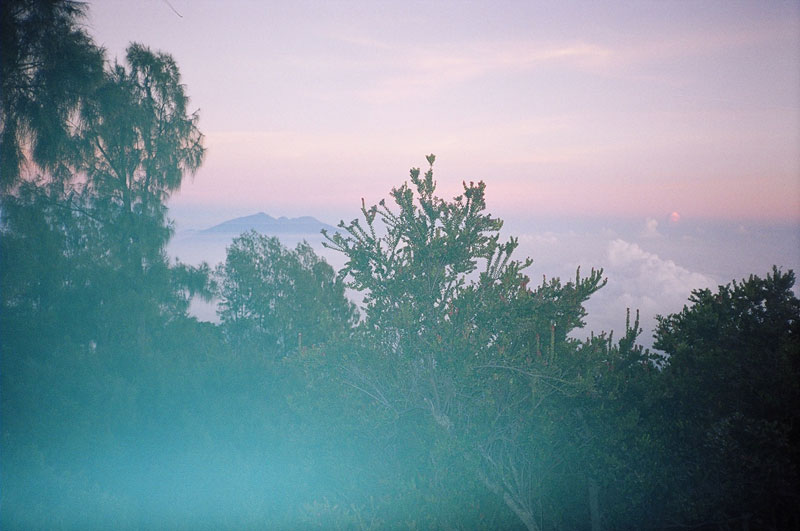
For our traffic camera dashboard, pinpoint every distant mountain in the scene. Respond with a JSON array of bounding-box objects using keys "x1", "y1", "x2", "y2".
[
  {"x1": 169, "y1": 211, "x2": 345, "y2": 272},
  {"x1": 201, "y1": 212, "x2": 337, "y2": 236}
]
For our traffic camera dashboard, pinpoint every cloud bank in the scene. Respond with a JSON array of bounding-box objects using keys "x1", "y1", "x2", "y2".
[{"x1": 580, "y1": 239, "x2": 716, "y2": 347}]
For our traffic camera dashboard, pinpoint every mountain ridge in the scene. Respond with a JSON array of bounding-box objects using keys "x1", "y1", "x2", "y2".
[{"x1": 200, "y1": 212, "x2": 338, "y2": 236}]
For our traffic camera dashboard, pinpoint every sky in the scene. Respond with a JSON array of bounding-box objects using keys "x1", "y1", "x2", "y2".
[
  {"x1": 88, "y1": 1, "x2": 800, "y2": 345},
  {"x1": 87, "y1": 0, "x2": 800, "y2": 226}
]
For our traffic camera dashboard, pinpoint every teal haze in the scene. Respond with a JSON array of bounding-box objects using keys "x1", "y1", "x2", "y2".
[{"x1": 2, "y1": 1, "x2": 799, "y2": 529}]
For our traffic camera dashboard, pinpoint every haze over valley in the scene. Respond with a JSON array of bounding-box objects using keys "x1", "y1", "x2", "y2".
[{"x1": 170, "y1": 209, "x2": 800, "y2": 348}]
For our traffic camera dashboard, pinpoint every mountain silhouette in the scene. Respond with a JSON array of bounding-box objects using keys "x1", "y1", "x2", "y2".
[{"x1": 201, "y1": 212, "x2": 337, "y2": 235}]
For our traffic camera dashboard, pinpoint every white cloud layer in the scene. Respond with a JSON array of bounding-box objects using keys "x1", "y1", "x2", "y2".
[{"x1": 583, "y1": 239, "x2": 716, "y2": 346}]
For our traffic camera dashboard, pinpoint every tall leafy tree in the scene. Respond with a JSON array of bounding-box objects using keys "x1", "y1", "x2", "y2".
[
  {"x1": 77, "y1": 43, "x2": 205, "y2": 208},
  {"x1": 2, "y1": 16, "x2": 213, "y2": 527},
  {"x1": 56, "y1": 43, "x2": 208, "y2": 351},
  {"x1": 74, "y1": 43, "x2": 205, "y2": 270},
  {"x1": 323, "y1": 155, "x2": 529, "y2": 426},
  {"x1": 324, "y1": 156, "x2": 607, "y2": 530},
  {"x1": 0, "y1": 0, "x2": 104, "y2": 190},
  {"x1": 2, "y1": 30, "x2": 207, "y2": 337},
  {"x1": 556, "y1": 311, "x2": 662, "y2": 531}
]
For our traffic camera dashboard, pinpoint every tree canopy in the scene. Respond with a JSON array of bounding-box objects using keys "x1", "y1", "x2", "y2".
[
  {"x1": 217, "y1": 231, "x2": 357, "y2": 355},
  {"x1": 324, "y1": 157, "x2": 617, "y2": 530},
  {"x1": 1, "y1": 0, "x2": 104, "y2": 189},
  {"x1": 650, "y1": 268, "x2": 800, "y2": 528}
]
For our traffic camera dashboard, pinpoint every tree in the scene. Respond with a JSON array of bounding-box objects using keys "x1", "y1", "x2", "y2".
[
  {"x1": 77, "y1": 43, "x2": 204, "y2": 207},
  {"x1": 1, "y1": 0, "x2": 104, "y2": 191},
  {"x1": 323, "y1": 155, "x2": 528, "y2": 423},
  {"x1": 1, "y1": 18, "x2": 216, "y2": 526},
  {"x1": 652, "y1": 267, "x2": 800, "y2": 528},
  {"x1": 58, "y1": 42, "x2": 208, "y2": 351},
  {"x1": 2, "y1": 37, "x2": 208, "y2": 346},
  {"x1": 73, "y1": 42, "x2": 205, "y2": 270},
  {"x1": 323, "y1": 156, "x2": 608, "y2": 530},
  {"x1": 559, "y1": 311, "x2": 662, "y2": 531},
  {"x1": 217, "y1": 231, "x2": 357, "y2": 355}
]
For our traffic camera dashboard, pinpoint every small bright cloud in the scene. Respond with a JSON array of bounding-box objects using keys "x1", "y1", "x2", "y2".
[{"x1": 641, "y1": 217, "x2": 661, "y2": 238}]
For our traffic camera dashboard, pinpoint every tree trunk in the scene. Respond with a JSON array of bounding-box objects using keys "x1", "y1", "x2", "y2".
[
  {"x1": 503, "y1": 491, "x2": 540, "y2": 531},
  {"x1": 477, "y1": 470, "x2": 541, "y2": 531},
  {"x1": 589, "y1": 477, "x2": 601, "y2": 531}
]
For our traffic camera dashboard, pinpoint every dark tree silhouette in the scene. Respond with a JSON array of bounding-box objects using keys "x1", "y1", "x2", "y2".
[
  {"x1": 0, "y1": 0, "x2": 104, "y2": 190},
  {"x1": 651, "y1": 268, "x2": 800, "y2": 529}
]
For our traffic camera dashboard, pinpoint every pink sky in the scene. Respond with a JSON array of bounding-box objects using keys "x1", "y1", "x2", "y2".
[{"x1": 88, "y1": 1, "x2": 800, "y2": 227}]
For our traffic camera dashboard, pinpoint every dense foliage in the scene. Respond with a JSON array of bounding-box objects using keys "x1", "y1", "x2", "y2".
[
  {"x1": 217, "y1": 231, "x2": 357, "y2": 354},
  {"x1": 2, "y1": 2, "x2": 798, "y2": 529},
  {"x1": 322, "y1": 159, "x2": 613, "y2": 530},
  {"x1": 649, "y1": 268, "x2": 800, "y2": 529}
]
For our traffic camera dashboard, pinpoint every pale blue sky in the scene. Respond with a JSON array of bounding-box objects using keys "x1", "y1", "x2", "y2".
[{"x1": 88, "y1": 0, "x2": 800, "y2": 228}]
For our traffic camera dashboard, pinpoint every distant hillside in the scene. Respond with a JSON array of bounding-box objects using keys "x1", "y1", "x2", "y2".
[
  {"x1": 201, "y1": 212, "x2": 337, "y2": 236},
  {"x1": 169, "y1": 212, "x2": 346, "y2": 309},
  {"x1": 169, "y1": 212, "x2": 344, "y2": 269}
]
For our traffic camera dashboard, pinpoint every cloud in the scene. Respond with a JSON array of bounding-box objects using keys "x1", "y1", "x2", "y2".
[
  {"x1": 346, "y1": 39, "x2": 615, "y2": 103},
  {"x1": 517, "y1": 232, "x2": 560, "y2": 246},
  {"x1": 640, "y1": 217, "x2": 661, "y2": 238},
  {"x1": 582, "y1": 239, "x2": 716, "y2": 346},
  {"x1": 606, "y1": 239, "x2": 713, "y2": 299}
]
